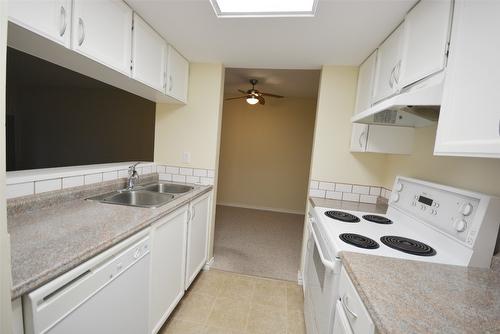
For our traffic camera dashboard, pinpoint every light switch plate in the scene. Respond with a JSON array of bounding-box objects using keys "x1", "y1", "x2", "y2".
[{"x1": 182, "y1": 151, "x2": 191, "y2": 163}]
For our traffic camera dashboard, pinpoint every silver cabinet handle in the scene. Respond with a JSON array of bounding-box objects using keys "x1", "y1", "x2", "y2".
[
  {"x1": 187, "y1": 208, "x2": 191, "y2": 222},
  {"x1": 394, "y1": 60, "x2": 402, "y2": 85},
  {"x1": 341, "y1": 296, "x2": 358, "y2": 319},
  {"x1": 389, "y1": 65, "x2": 395, "y2": 89},
  {"x1": 359, "y1": 130, "x2": 366, "y2": 149},
  {"x1": 78, "y1": 18, "x2": 85, "y2": 46},
  {"x1": 59, "y1": 5, "x2": 67, "y2": 37}
]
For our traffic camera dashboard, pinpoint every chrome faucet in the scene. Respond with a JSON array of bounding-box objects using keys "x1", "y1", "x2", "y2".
[{"x1": 126, "y1": 162, "x2": 140, "y2": 190}]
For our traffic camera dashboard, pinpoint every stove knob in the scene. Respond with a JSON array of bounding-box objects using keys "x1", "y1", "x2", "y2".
[
  {"x1": 460, "y1": 203, "x2": 473, "y2": 216},
  {"x1": 454, "y1": 219, "x2": 467, "y2": 232},
  {"x1": 395, "y1": 183, "x2": 403, "y2": 192},
  {"x1": 391, "y1": 193, "x2": 400, "y2": 203}
]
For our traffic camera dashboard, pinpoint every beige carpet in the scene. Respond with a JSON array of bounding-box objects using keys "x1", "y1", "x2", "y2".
[{"x1": 212, "y1": 205, "x2": 305, "y2": 282}]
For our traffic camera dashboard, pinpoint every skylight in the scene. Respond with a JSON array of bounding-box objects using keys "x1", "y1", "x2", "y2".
[{"x1": 210, "y1": 0, "x2": 318, "y2": 18}]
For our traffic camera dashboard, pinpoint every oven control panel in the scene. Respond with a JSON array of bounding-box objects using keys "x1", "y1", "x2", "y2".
[{"x1": 389, "y1": 177, "x2": 482, "y2": 245}]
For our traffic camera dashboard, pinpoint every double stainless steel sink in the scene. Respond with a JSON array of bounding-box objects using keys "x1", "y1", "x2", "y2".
[{"x1": 87, "y1": 182, "x2": 195, "y2": 208}]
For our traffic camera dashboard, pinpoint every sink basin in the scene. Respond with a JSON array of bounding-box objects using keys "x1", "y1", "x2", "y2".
[
  {"x1": 142, "y1": 183, "x2": 194, "y2": 194},
  {"x1": 98, "y1": 190, "x2": 174, "y2": 208}
]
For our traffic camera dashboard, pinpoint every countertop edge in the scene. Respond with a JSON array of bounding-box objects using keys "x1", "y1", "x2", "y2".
[{"x1": 10, "y1": 185, "x2": 212, "y2": 299}]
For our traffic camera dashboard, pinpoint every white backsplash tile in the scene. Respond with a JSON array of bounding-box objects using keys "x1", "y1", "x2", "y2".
[
  {"x1": 335, "y1": 183, "x2": 353, "y2": 193},
  {"x1": 102, "y1": 171, "x2": 118, "y2": 182},
  {"x1": 142, "y1": 166, "x2": 152, "y2": 174},
  {"x1": 207, "y1": 170, "x2": 215, "y2": 178},
  {"x1": 193, "y1": 169, "x2": 207, "y2": 177},
  {"x1": 156, "y1": 165, "x2": 166, "y2": 174},
  {"x1": 159, "y1": 173, "x2": 172, "y2": 181},
  {"x1": 200, "y1": 177, "x2": 214, "y2": 185},
  {"x1": 35, "y1": 179, "x2": 62, "y2": 194},
  {"x1": 118, "y1": 169, "x2": 129, "y2": 178},
  {"x1": 369, "y1": 187, "x2": 381, "y2": 196},
  {"x1": 360, "y1": 194, "x2": 378, "y2": 204},
  {"x1": 6, "y1": 182, "x2": 34, "y2": 199},
  {"x1": 186, "y1": 176, "x2": 200, "y2": 184},
  {"x1": 342, "y1": 192, "x2": 360, "y2": 202},
  {"x1": 325, "y1": 191, "x2": 342, "y2": 200},
  {"x1": 319, "y1": 182, "x2": 335, "y2": 191},
  {"x1": 352, "y1": 185, "x2": 370, "y2": 195},
  {"x1": 84, "y1": 173, "x2": 103, "y2": 185},
  {"x1": 62, "y1": 176, "x2": 84, "y2": 189},
  {"x1": 165, "y1": 166, "x2": 180, "y2": 174},
  {"x1": 309, "y1": 189, "x2": 326, "y2": 198},
  {"x1": 309, "y1": 180, "x2": 319, "y2": 189},
  {"x1": 179, "y1": 167, "x2": 193, "y2": 176},
  {"x1": 172, "y1": 174, "x2": 186, "y2": 183}
]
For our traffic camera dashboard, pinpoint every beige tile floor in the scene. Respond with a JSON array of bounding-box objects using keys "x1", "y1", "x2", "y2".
[{"x1": 160, "y1": 269, "x2": 306, "y2": 334}]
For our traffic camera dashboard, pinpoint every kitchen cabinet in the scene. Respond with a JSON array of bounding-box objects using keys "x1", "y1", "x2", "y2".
[
  {"x1": 354, "y1": 50, "x2": 377, "y2": 114},
  {"x1": 372, "y1": 23, "x2": 404, "y2": 103},
  {"x1": 132, "y1": 13, "x2": 167, "y2": 92},
  {"x1": 399, "y1": 0, "x2": 452, "y2": 88},
  {"x1": 8, "y1": 0, "x2": 71, "y2": 47},
  {"x1": 166, "y1": 45, "x2": 189, "y2": 103},
  {"x1": 72, "y1": 0, "x2": 133, "y2": 76},
  {"x1": 185, "y1": 192, "x2": 211, "y2": 289},
  {"x1": 350, "y1": 124, "x2": 414, "y2": 154},
  {"x1": 149, "y1": 205, "x2": 188, "y2": 334},
  {"x1": 434, "y1": 0, "x2": 500, "y2": 158}
]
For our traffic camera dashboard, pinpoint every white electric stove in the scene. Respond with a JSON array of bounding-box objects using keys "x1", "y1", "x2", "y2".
[{"x1": 303, "y1": 176, "x2": 500, "y2": 334}]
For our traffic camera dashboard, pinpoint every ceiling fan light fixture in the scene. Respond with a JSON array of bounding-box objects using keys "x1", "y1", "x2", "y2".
[{"x1": 246, "y1": 96, "x2": 259, "y2": 105}]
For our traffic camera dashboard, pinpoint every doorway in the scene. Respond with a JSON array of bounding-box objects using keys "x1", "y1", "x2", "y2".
[{"x1": 213, "y1": 68, "x2": 320, "y2": 281}]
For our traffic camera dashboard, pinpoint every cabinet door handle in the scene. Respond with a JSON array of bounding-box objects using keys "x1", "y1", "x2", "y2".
[
  {"x1": 59, "y1": 5, "x2": 67, "y2": 37},
  {"x1": 163, "y1": 71, "x2": 167, "y2": 90},
  {"x1": 187, "y1": 209, "x2": 191, "y2": 222},
  {"x1": 394, "y1": 60, "x2": 402, "y2": 85},
  {"x1": 389, "y1": 66, "x2": 395, "y2": 89},
  {"x1": 359, "y1": 130, "x2": 366, "y2": 149},
  {"x1": 78, "y1": 18, "x2": 85, "y2": 46},
  {"x1": 191, "y1": 206, "x2": 196, "y2": 220},
  {"x1": 341, "y1": 296, "x2": 358, "y2": 319}
]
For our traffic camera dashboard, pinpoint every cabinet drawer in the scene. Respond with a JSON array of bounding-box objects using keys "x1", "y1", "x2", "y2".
[{"x1": 338, "y1": 267, "x2": 374, "y2": 334}]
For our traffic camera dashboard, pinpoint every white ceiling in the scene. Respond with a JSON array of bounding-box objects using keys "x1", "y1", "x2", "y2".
[
  {"x1": 224, "y1": 68, "x2": 321, "y2": 98},
  {"x1": 127, "y1": 0, "x2": 416, "y2": 69}
]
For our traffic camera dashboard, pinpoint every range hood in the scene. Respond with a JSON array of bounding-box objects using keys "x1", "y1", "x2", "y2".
[{"x1": 351, "y1": 72, "x2": 444, "y2": 127}]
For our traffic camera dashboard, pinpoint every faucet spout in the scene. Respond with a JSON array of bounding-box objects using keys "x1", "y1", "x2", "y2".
[{"x1": 126, "y1": 162, "x2": 141, "y2": 190}]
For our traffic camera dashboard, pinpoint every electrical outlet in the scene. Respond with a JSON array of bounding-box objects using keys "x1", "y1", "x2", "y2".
[{"x1": 182, "y1": 151, "x2": 191, "y2": 164}]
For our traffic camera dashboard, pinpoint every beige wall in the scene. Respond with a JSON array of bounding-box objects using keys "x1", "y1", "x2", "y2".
[
  {"x1": 217, "y1": 97, "x2": 317, "y2": 213},
  {"x1": 382, "y1": 126, "x2": 500, "y2": 197},
  {"x1": 0, "y1": 1, "x2": 12, "y2": 331},
  {"x1": 155, "y1": 63, "x2": 225, "y2": 260},
  {"x1": 309, "y1": 66, "x2": 387, "y2": 186}
]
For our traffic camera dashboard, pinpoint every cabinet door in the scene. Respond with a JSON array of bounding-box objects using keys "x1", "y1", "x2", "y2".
[
  {"x1": 166, "y1": 45, "x2": 189, "y2": 102},
  {"x1": 372, "y1": 23, "x2": 404, "y2": 103},
  {"x1": 435, "y1": 0, "x2": 500, "y2": 158},
  {"x1": 72, "y1": 0, "x2": 132, "y2": 76},
  {"x1": 399, "y1": 0, "x2": 452, "y2": 88},
  {"x1": 366, "y1": 125, "x2": 414, "y2": 154},
  {"x1": 185, "y1": 192, "x2": 211, "y2": 289},
  {"x1": 149, "y1": 206, "x2": 188, "y2": 334},
  {"x1": 8, "y1": 0, "x2": 71, "y2": 47},
  {"x1": 132, "y1": 13, "x2": 167, "y2": 92},
  {"x1": 350, "y1": 124, "x2": 369, "y2": 152},
  {"x1": 354, "y1": 50, "x2": 377, "y2": 114}
]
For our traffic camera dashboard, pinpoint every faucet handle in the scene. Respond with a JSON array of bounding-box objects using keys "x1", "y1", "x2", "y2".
[{"x1": 129, "y1": 162, "x2": 140, "y2": 171}]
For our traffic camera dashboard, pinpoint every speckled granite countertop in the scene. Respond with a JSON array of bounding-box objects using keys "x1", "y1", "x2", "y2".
[
  {"x1": 341, "y1": 252, "x2": 500, "y2": 334},
  {"x1": 8, "y1": 183, "x2": 212, "y2": 299},
  {"x1": 309, "y1": 197, "x2": 388, "y2": 214}
]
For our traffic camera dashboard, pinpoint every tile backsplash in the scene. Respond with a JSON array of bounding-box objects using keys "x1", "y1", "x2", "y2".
[
  {"x1": 6, "y1": 162, "x2": 215, "y2": 199},
  {"x1": 309, "y1": 179, "x2": 391, "y2": 204}
]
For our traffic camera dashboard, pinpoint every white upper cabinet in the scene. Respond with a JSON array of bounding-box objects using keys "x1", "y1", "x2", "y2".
[
  {"x1": 372, "y1": 23, "x2": 404, "y2": 103},
  {"x1": 166, "y1": 45, "x2": 189, "y2": 103},
  {"x1": 350, "y1": 123, "x2": 369, "y2": 152},
  {"x1": 434, "y1": 0, "x2": 500, "y2": 158},
  {"x1": 72, "y1": 0, "x2": 133, "y2": 76},
  {"x1": 132, "y1": 13, "x2": 167, "y2": 92},
  {"x1": 399, "y1": 0, "x2": 452, "y2": 88},
  {"x1": 8, "y1": 0, "x2": 71, "y2": 47},
  {"x1": 354, "y1": 50, "x2": 377, "y2": 114}
]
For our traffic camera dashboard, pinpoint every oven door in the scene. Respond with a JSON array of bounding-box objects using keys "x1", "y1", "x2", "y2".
[
  {"x1": 332, "y1": 300, "x2": 354, "y2": 334},
  {"x1": 304, "y1": 215, "x2": 341, "y2": 334}
]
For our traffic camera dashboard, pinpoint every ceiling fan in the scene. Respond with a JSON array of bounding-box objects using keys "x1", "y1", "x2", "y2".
[{"x1": 225, "y1": 79, "x2": 284, "y2": 105}]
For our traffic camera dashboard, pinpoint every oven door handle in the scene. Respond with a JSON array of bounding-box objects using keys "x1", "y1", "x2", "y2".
[{"x1": 308, "y1": 219, "x2": 338, "y2": 272}]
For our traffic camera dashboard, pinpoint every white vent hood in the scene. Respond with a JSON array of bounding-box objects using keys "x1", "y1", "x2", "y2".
[{"x1": 351, "y1": 72, "x2": 444, "y2": 127}]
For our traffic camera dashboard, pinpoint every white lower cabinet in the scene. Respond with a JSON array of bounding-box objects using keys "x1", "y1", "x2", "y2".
[
  {"x1": 185, "y1": 192, "x2": 211, "y2": 289},
  {"x1": 350, "y1": 124, "x2": 414, "y2": 154},
  {"x1": 149, "y1": 205, "x2": 188, "y2": 334},
  {"x1": 334, "y1": 267, "x2": 374, "y2": 334}
]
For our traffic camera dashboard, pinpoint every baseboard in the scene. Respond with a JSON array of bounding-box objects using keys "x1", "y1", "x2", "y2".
[
  {"x1": 216, "y1": 202, "x2": 305, "y2": 215},
  {"x1": 203, "y1": 257, "x2": 214, "y2": 270}
]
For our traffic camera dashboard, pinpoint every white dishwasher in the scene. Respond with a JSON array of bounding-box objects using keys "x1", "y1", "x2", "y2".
[{"x1": 23, "y1": 229, "x2": 151, "y2": 334}]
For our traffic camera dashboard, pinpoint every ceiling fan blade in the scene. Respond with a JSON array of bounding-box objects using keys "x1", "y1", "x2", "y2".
[
  {"x1": 257, "y1": 95, "x2": 265, "y2": 105},
  {"x1": 238, "y1": 89, "x2": 248, "y2": 95},
  {"x1": 261, "y1": 92, "x2": 284, "y2": 98},
  {"x1": 225, "y1": 96, "x2": 247, "y2": 101}
]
